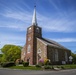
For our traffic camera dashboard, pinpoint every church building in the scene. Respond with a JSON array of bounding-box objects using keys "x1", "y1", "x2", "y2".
[{"x1": 21, "y1": 6, "x2": 71, "y2": 65}]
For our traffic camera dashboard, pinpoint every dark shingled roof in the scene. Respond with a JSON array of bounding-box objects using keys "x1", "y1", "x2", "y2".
[{"x1": 37, "y1": 38, "x2": 69, "y2": 50}]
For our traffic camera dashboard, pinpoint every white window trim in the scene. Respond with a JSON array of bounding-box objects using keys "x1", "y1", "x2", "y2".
[{"x1": 27, "y1": 45, "x2": 31, "y2": 53}]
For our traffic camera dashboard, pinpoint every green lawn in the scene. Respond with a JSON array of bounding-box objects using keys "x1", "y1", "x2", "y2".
[
  {"x1": 9, "y1": 64, "x2": 76, "y2": 70},
  {"x1": 51, "y1": 64, "x2": 76, "y2": 69},
  {"x1": 60, "y1": 64, "x2": 76, "y2": 69},
  {"x1": 0, "y1": 64, "x2": 76, "y2": 70},
  {"x1": 9, "y1": 66, "x2": 42, "y2": 70}
]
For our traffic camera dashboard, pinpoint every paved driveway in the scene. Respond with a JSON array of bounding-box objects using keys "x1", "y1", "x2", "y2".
[{"x1": 0, "y1": 68, "x2": 76, "y2": 75}]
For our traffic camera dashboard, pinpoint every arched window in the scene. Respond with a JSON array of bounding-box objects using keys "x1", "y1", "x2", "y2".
[
  {"x1": 36, "y1": 27, "x2": 40, "y2": 33},
  {"x1": 28, "y1": 27, "x2": 32, "y2": 33},
  {"x1": 55, "y1": 49, "x2": 58, "y2": 61},
  {"x1": 27, "y1": 45, "x2": 31, "y2": 53},
  {"x1": 24, "y1": 52, "x2": 26, "y2": 55}
]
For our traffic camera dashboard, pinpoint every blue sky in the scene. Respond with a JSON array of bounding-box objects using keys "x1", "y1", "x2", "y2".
[{"x1": 0, "y1": 0, "x2": 76, "y2": 53}]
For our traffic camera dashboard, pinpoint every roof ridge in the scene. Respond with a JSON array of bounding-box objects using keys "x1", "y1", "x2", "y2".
[{"x1": 42, "y1": 38, "x2": 69, "y2": 50}]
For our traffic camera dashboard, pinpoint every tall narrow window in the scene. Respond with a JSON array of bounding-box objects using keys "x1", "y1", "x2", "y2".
[
  {"x1": 36, "y1": 27, "x2": 40, "y2": 33},
  {"x1": 55, "y1": 49, "x2": 58, "y2": 61},
  {"x1": 27, "y1": 45, "x2": 31, "y2": 53},
  {"x1": 65, "y1": 52, "x2": 68, "y2": 62},
  {"x1": 52, "y1": 49, "x2": 54, "y2": 61}
]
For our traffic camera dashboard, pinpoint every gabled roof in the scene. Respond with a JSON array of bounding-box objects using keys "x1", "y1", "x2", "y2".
[{"x1": 37, "y1": 38, "x2": 69, "y2": 50}]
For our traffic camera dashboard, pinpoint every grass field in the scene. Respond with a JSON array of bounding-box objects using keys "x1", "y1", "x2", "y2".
[
  {"x1": 60, "y1": 64, "x2": 76, "y2": 69},
  {"x1": 9, "y1": 66, "x2": 42, "y2": 70},
  {"x1": 0, "y1": 64, "x2": 76, "y2": 70}
]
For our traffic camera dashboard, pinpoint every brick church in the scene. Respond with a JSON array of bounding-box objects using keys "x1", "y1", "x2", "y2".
[{"x1": 21, "y1": 6, "x2": 71, "y2": 65}]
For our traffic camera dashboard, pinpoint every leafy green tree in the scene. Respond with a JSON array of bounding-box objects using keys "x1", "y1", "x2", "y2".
[
  {"x1": 1, "y1": 44, "x2": 22, "y2": 62},
  {"x1": 0, "y1": 54, "x2": 3, "y2": 63},
  {"x1": 71, "y1": 52, "x2": 76, "y2": 64}
]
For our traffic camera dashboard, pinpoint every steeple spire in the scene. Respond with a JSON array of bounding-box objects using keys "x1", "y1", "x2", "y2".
[{"x1": 32, "y1": 5, "x2": 37, "y2": 26}]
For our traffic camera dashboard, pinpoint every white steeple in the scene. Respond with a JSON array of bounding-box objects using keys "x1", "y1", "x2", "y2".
[{"x1": 32, "y1": 6, "x2": 37, "y2": 25}]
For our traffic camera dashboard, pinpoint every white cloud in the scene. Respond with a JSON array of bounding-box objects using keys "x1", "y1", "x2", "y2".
[
  {"x1": 42, "y1": 18, "x2": 76, "y2": 32},
  {"x1": 49, "y1": 0, "x2": 59, "y2": 10},
  {"x1": 52, "y1": 38, "x2": 76, "y2": 42},
  {"x1": 0, "y1": 9, "x2": 33, "y2": 31},
  {"x1": 38, "y1": 10, "x2": 76, "y2": 32},
  {"x1": 0, "y1": 34, "x2": 26, "y2": 48},
  {"x1": 0, "y1": 7, "x2": 76, "y2": 33},
  {"x1": 2, "y1": 11, "x2": 32, "y2": 22}
]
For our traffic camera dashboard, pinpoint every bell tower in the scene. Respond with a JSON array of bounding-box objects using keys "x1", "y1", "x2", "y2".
[{"x1": 25, "y1": 6, "x2": 42, "y2": 65}]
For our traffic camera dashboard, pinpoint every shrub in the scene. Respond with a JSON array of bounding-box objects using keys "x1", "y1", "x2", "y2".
[
  {"x1": 44, "y1": 59, "x2": 51, "y2": 65},
  {"x1": 1, "y1": 62, "x2": 15, "y2": 67},
  {"x1": 44, "y1": 65, "x2": 51, "y2": 69},
  {"x1": 23, "y1": 62, "x2": 29, "y2": 67},
  {"x1": 39, "y1": 59, "x2": 44, "y2": 66},
  {"x1": 61, "y1": 66, "x2": 65, "y2": 69},
  {"x1": 0, "y1": 63, "x2": 3, "y2": 66},
  {"x1": 51, "y1": 66, "x2": 54, "y2": 69},
  {"x1": 35, "y1": 64, "x2": 41, "y2": 68},
  {"x1": 57, "y1": 66, "x2": 60, "y2": 68}
]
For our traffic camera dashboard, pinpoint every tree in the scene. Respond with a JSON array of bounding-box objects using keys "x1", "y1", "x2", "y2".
[
  {"x1": 0, "y1": 54, "x2": 3, "y2": 63},
  {"x1": 1, "y1": 44, "x2": 22, "y2": 62},
  {"x1": 71, "y1": 52, "x2": 76, "y2": 64}
]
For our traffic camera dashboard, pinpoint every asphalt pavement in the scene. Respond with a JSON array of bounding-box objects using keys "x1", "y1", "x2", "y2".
[{"x1": 0, "y1": 68, "x2": 76, "y2": 75}]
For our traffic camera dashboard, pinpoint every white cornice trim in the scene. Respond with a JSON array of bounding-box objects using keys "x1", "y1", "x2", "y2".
[{"x1": 37, "y1": 38, "x2": 47, "y2": 46}]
